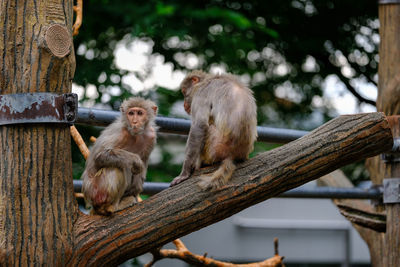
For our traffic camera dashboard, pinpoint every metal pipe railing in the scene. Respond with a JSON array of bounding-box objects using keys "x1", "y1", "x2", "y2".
[
  {"x1": 78, "y1": 107, "x2": 400, "y2": 148},
  {"x1": 72, "y1": 180, "x2": 382, "y2": 199},
  {"x1": 77, "y1": 107, "x2": 309, "y2": 143}
]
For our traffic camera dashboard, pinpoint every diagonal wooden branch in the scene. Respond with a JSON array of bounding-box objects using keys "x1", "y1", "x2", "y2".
[
  {"x1": 145, "y1": 238, "x2": 284, "y2": 267},
  {"x1": 72, "y1": 0, "x2": 83, "y2": 36},
  {"x1": 70, "y1": 125, "x2": 90, "y2": 160},
  {"x1": 70, "y1": 112, "x2": 393, "y2": 266}
]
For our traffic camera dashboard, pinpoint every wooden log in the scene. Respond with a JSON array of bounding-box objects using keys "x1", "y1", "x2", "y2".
[
  {"x1": 0, "y1": 1, "x2": 78, "y2": 265},
  {"x1": 71, "y1": 112, "x2": 393, "y2": 266}
]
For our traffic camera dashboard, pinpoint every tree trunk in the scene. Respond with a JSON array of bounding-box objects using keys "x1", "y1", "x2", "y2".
[
  {"x1": 377, "y1": 4, "x2": 400, "y2": 266},
  {"x1": 366, "y1": 2, "x2": 400, "y2": 266},
  {"x1": 382, "y1": 116, "x2": 400, "y2": 267},
  {"x1": 0, "y1": 1, "x2": 78, "y2": 265}
]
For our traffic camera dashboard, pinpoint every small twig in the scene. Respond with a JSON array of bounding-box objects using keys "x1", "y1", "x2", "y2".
[
  {"x1": 274, "y1": 238, "x2": 279, "y2": 256},
  {"x1": 70, "y1": 126, "x2": 89, "y2": 159},
  {"x1": 146, "y1": 238, "x2": 285, "y2": 267},
  {"x1": 72, "y1": 0, "x2": 83, "y2": 36},
  {"x1": 70, "y1": 125, "x2": 90, "y2": 160}
]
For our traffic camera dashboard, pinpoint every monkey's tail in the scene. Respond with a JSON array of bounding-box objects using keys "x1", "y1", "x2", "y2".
[{"x1": 198, "y1": 158, "x2": 235, "y2": 189}]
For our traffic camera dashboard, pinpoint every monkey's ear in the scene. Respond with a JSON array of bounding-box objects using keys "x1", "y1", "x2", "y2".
[
  {"x1": 151, "y1": 106, "x2": 158, "y2": 115},
  {"x1": 120, "y1": 106, "x2": 125, "y2": 113},
  {"x1": 191, "y1": 76, "x2": 199, "y2": 84}
]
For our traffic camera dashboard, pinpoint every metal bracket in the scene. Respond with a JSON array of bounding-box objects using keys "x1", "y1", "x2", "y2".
[
  {"x1": 0, "y1": 93, "x2": 78, "y2": 125},
  {"x1": 383, "y1": 178, "x2": 400, "y2": 204}
]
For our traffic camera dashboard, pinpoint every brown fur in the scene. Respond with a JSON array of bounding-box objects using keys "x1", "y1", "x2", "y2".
[
  {"x1": 82, "y1": 97, "x2": 158, "y2": 215},
  {"x1": 171, "y1": 70, "x2": 257, "y2": 189}
]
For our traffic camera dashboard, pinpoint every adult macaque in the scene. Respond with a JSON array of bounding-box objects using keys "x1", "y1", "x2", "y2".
[
  {"x1": 171, "y1": 70, "x2": 257, "y2": 189},
  {"x1": 82, "y1": 97, "x2": 157, "y2": 215}
]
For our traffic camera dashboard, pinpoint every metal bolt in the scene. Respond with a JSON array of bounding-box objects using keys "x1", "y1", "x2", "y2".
[{"x1": 66, "y1": 112, "x2": 75, "y2": 121}]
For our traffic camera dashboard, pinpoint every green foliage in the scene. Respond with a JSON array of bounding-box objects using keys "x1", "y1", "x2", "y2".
[{"x1": 73, "y1": 0, "x2": 378, "y2": 183}]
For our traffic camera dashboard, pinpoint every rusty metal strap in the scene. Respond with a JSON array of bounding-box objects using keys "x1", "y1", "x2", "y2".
[{"x1": 0, "y1": 93, "x2": 78, "y2": 125}]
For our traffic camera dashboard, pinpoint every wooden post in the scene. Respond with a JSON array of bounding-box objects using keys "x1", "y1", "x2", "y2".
[
  {"x1": 382, "y1": 117, "x2": 400, "y2": 267},
  {"x1": 377, "y1": 1, "x2": 400, "y2": 266},
  {"x1": 0, "y1": 1, "x2": 78, "y2": 265}
]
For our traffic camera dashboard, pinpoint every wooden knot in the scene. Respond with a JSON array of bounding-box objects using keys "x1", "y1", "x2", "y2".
[{"x1": 44, "y1": 24, "x2": 71, "y2": 58}]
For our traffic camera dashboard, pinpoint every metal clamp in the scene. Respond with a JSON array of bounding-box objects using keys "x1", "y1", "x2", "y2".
[
  {"x1": 0, "y1": 93, "x2": 78, "y2": 125},
  {"x1": 383, "y1": 178, "x2": 400, "y2": 204}
]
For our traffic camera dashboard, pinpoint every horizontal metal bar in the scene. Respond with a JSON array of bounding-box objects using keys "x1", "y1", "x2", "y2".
[
  {"x1": 76, "y1": 108, "x2": 400, "y2": 153},
  {"x1": 76, "y1": 107, "x2": 119, "y2": 126},
  {"x1": 279, "y1": 186, "x2": 382, "y2": 199},
  {"x1": 72, "y1": 180, "x2": 382, "y2": 199},
  {"x1": 77, "y1": 108, "x2": 398, "y2": 150},
  {"x1": 233, "y1": 217, "x2": 351, "y2": 230},
  {"x1": 77, "y1": 107, "x2": 308, "y2": 143},
  {"x1": 379, "y1": 0, "x2": 400, "y2": 4}
]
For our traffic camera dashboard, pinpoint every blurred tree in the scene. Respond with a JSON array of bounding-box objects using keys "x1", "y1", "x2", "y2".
[{"x1": 72, "y1": 0, "x2": 379, "y2": 183}]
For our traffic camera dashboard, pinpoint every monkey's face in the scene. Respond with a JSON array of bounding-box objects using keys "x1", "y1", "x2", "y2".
[{"x1": 125, "y1": 107, "x2": 148, "y2": 134}]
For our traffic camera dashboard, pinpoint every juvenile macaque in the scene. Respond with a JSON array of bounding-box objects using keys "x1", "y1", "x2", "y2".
[
  {"x1": 171, "y1": 70, "x2": 257, "y2": 189},
  {"x1": 82, "y1": 97, "x2": 158, "y2": 215}
]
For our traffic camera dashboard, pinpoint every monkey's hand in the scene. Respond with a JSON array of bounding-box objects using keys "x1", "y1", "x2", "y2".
[
  {"x1": 170, "y1": 173, "x2": 191, "y2": 187},
  {"x1": 130, "y1": 163, "x2": 144, "y2": 175},
  {"x1": 129, "y1": 154, "x2": 145, "y2": 175}
]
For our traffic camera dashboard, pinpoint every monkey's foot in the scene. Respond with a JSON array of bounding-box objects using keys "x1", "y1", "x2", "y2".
[
  {"x1": 197, "y1": 174, "x2": 228, "y2": 190},
  {"x1": 197, "y1": 175, "x2": 214, "y2": 190},
  {"x1": 115, "y1": 196, "x2": 137, "y2": 212},
  {"x1": 170, "y1": 175, "x2": 190, "y2": 187}
]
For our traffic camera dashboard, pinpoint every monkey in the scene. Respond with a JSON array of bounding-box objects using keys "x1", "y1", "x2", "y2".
[
  {"x1": 170, "y1": 70, "x2": 257, "y2": 189},
  {"x1": 81, "y1": 97, "x2": 158, "y2": 215}
]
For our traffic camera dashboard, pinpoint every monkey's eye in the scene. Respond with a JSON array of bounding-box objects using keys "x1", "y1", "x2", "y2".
[
  {"x1": 137, "y1": 110, "x2": 143, "y2": 116},
  {"x1": 128, "y1": 111, "x2": 134, "y2": 116}
]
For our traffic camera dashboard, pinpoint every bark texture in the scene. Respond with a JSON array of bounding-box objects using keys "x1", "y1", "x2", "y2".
[{"x1": 0, "y1": 0, "x2": 78, "y2": 265}]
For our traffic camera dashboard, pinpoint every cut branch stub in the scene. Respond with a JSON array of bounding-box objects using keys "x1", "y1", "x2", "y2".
[
  {"x1": 43, "y1": 24, "x2": 71, "y2": 58},
  {"x1": 72, "y1": 112, "x2": 393, "y2": 266},
  {"x1": 337, "y1": 202, "x2": 386, "y2": 232}
]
